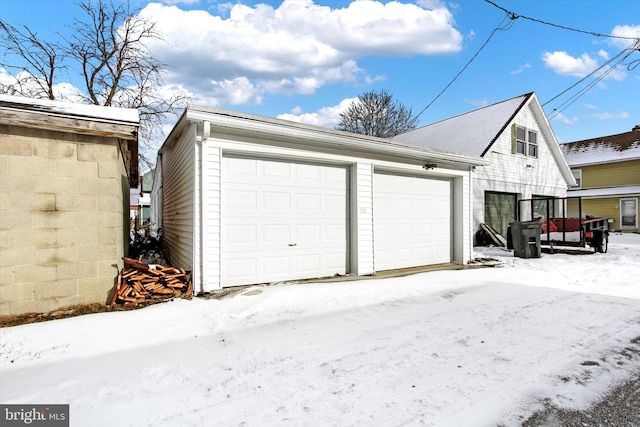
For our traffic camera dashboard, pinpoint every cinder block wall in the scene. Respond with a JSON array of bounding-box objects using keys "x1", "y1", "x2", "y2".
[{"x1": 0, "y1": 125, "x2": 128, "y2": 315}]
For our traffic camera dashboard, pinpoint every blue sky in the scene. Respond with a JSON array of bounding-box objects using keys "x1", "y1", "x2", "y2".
[{"x1": 1, "y1": 0, "x2": 639, "y2": 150}]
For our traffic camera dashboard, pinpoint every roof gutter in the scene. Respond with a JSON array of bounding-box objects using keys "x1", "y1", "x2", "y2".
[{"x1": 183, "y1": 106, "x2": 489, "y2": 168}]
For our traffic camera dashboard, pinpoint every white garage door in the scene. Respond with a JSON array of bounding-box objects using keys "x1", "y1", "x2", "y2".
[
  {"x1": 374, "y1": 172, "x2": 451, "y2": 271},
  {"x1": 222, "y1": 156, "x2": 349, "y2": 286}
]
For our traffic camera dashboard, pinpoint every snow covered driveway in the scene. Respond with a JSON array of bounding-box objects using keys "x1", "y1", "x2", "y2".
[{"x1": 1, "y1": 234, "x2": 639, "y2": 426}]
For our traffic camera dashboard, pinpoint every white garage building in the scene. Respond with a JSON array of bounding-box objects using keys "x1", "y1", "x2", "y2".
[{"x1": 151, "y1": 106, "x2": 488, "y2": 294}]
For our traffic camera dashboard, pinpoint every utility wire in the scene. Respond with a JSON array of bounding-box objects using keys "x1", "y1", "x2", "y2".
[
  {"x1": 484, "y1": 0, "x2": 640, "y2": 41},
  {"x1": 413, "y1": 14, "x2": 515, "y2": 122},
  {"x1": 412, "y1": 0, "x2": 639, "y2": 123},
  {"x1": 546, "y1": 40, "x2": 640, "y2": 120},
  {"x1": 542, "y1": 42, "x2": 633, "y2": 108}
]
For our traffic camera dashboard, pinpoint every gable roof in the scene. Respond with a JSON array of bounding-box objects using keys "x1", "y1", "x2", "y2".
[
  {"x1": 392, "y1": 93, "x2": 531, "y2": 157},
  {"x1": 560, "y1": 126, "x2": 640, "y2": 167},
  {"x1": 393, "y1": 92, "x2": 575, "y2": 186}
]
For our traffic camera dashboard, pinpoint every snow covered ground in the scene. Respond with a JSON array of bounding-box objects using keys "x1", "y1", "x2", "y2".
[{"x1": 1, "y1": 233, "x2": 639, "y2": 427}]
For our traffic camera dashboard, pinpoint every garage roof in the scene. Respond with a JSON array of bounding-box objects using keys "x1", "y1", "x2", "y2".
[{"x1": 164, "y1": 105, "x2": 489, "y2": 169}]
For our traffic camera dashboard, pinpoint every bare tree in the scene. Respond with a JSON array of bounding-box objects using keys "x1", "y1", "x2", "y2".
[
  {"x1": 0, "y1": 21, "x2": 61, "y2": 99},
  {"x1": 336, "y1": 89, "x2": 418, "y2": 138},
  {"x1": 0, "y1": 0, "x2": 188, "y2": 160}
]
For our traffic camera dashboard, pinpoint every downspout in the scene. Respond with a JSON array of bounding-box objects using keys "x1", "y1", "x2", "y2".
[
  {"x1": 469, "y1": 166, "x2": 475, "y2": 261},
  {"x1": 199, "y1": 121, "x2": 211, "y2": 293},
  {"x1": 193, "y1": 127, "x2": 200, "y2": 293}
]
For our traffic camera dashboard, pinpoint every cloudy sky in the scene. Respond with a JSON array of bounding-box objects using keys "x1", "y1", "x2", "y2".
[{"x1": 1, "y1": 0, "x2": 639, "y2": 148}]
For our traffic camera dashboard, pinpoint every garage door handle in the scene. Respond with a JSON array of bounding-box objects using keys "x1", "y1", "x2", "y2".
[{"x1": 288, "y1": 243, "x2": 297, "y2": 247}]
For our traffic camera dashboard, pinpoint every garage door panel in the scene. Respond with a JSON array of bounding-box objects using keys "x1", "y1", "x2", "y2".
[
  {"x1": 222, "y1": 156, "x2": 349, "y2": 286},
  {"x1": 226, "y1": 190, "x2": 257, "y2": 210},
  {"x1": 225, "y1": 224, "x2": 257, "y2": 244},
  {"x1": 264, "y1": 161, "x2": 290, "y2": 177},
  {"x1": 264, "y1": 192, "x2": 291, "y2": 210},
  {"x1": 226, "y1": 258, "x2": 257, "y2": 281},
  {"x1": 374, "y1": 172, "x2": 451, "y2": 271},
  {"x1": 296, "y1": 193, "x2": 322, "y2": 210},
  {"x1": 263, "y1": 224, "x2": 290, "y2": 243},
  {"x1": 295, "y1": 254, "x2": 321, "y2": 272},
  {"x1": 296, "y1": 224, "x2": 321, "y2": 242}
]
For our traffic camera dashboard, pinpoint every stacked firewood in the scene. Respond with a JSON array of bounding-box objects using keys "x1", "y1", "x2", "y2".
[{"x1": 110, "y1": 257, "x2": 192, "y2": 308}]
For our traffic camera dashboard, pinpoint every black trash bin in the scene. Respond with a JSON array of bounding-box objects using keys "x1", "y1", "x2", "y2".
[{"x1": 509, "y1": 221, "x2": 541, "y2": 258}]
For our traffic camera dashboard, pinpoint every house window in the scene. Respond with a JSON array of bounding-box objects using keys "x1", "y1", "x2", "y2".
[
  {"x1": 620, "y1": 198, "x2": 638, "y2": 229},
  {"x1": 571, "y1": 169, "x2": 582, "y2": 188},
  {"x1": 513, "y1": 125, "x2": 538, "y2": 158},
  {"x1": 528, "y1": 130, "x2": 537, "y2": 157}
]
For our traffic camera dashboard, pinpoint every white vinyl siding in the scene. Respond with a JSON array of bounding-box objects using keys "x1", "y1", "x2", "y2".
[
  {"x1": 161, "y1": 123, "x2": 197, "y2": 275},
  {"x1": 475, "y1": 103, "x2": 568, "y2": 234},
  {"x1": 352, "y1": 163, "x2": 375, "y2": 275},
  {"x1": 201, "y1": 144, "x2": 222, "y2": 292}
]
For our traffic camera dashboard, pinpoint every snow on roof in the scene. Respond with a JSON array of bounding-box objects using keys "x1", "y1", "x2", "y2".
[
  {"x1": 0, "y1": 94, "x2": 139, "y2": 124},
  {"x1": 561, "y1": 127, "x2": 640, "y2": 166},
  {"x1": 392, "y1": 93, "x2": 530, "y2": 157}
]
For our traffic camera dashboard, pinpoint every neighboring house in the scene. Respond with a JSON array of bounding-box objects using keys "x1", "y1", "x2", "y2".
[
  {"x1": 151, "y1": 106, "x2": 487, "y2": 294},
  {"x1": 560, "y1": 126, "x2": 640, "y2": 232},
  {"x1": 0, "y1": 95, "x2": 139, "y2": 315},
  {"x1": 130, "y1": 167, "x2": 154, "y2": 231},
  {"x1": 394, "y1": 92, "x2": 575, "y2": 242}
]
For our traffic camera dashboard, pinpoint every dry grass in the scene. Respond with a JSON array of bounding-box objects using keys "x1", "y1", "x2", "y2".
[{"x1": 0, "y1": 303, "x2": 140, "y2": 328}]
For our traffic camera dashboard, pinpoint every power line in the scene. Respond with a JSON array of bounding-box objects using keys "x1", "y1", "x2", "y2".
[
  {"x1": 413, "y1": 14, "x2": 515, "y2": 122},
  {"x1": 546, "y1": 40, "x2": 640, "y2": 121},
  {"x1": 412, "y1": 0, "x2": 639, "y2": 123},
  {"x1": 484, "y1": 0, "x2": 640, "y2": 41},
  {"x1": 542, "y1": 43, "x2": 632, "y2": 108}
]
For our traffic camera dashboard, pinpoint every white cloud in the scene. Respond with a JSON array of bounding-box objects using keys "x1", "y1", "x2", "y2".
[
  {"x1": 552, "y1": 112, "x2": 579, "y2": 126},
  {"x1": 364, "y1": 73, "x2": 387, "y2": 85},
  {"x1": 277, "y1": 97, "x2": 358, "y2": 128},
  {"x1": 209, "y1": 77, "x2": 264, "y2": 105},
  {"x1": 582, "y1": 103, "x2": 597, "y2": 110},
  {"x1": 541, "y1": 50, "x2": 627, "y2": 82},
  {"x1": 592, "y1": 111, "x2": 630, "y2": 120},
  {"x1": 159, "y1": 0, "x2": 201, "y2": 4},
  {"x1": 598, "y1": 50, "x2": 610, "y2": 60},
  {"x1": 541, "y1": 51, "x2": 598, "y2": 78},
  {"x1": 138, "y1": 1, "x2": 462, "y2": 106},
  {"x1": 610, "y1": 24, "x2": 640, "y2": 48},
  {"x1": 511, "y1": 63, "x2": 531, "y2": 75}
]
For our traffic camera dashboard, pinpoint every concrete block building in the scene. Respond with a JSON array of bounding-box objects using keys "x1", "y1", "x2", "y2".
[{"x1": 0, "y1": 95, "x2": 139, "y2": 315}]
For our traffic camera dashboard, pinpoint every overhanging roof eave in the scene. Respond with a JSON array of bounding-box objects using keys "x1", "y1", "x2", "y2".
[{"x1": 184, "y1": 107, "x2": 489, "y2": 168}]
